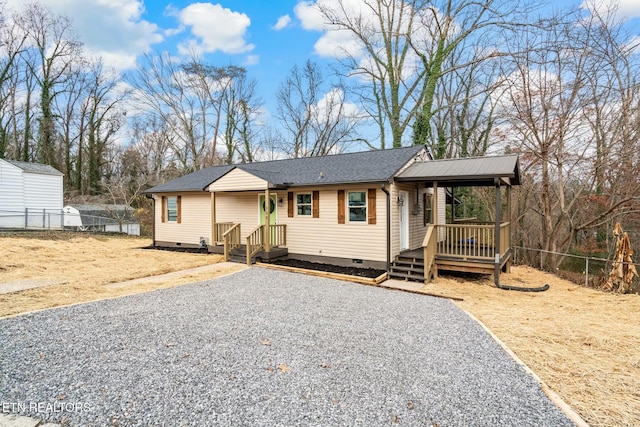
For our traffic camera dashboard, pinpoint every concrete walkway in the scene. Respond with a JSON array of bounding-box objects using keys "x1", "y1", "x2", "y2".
[
  {"x1": 0, "y1": 279, "x2": 64, "y2": 295},
  {"x1": 0, "y1": 263, "x2": 243, "y2": 295},
  {"x1": 0, "y1": 413, "x2": 59, "y2": 427}
]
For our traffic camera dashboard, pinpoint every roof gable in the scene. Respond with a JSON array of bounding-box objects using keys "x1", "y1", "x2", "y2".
[{"x1": 207, "y1": 168, "x2": 269, "y2": 191}]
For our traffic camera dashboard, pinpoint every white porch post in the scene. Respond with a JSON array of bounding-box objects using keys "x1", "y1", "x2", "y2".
[
  {"x1": 264, "y1": 188, "x2": 271, "y2": 252},
  {"x1": 210, "y1": 191, "x2": 216, "y2": 244}
]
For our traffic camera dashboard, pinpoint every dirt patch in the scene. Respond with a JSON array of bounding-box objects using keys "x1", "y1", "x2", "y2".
[
  {"x1": 269, "y1": 258, "x2": 385, "y2": 278},
  {"x1": 0, "y1": 231, "x2": 242, "y2": 318}
]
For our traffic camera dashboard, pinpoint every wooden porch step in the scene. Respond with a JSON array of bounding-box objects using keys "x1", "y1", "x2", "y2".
[
  {"x1": 388, "y1": 271, "x2": 424, "y2": 282},
  {"x1": 389, "y1": 257, "x2": 425, "y2": 283},
  {"x1": 389, "y1": 265, "x2": 425, "y2": 274},
  {"x1": 394, "y1": 259, "x2": 425, "y2": 268}
]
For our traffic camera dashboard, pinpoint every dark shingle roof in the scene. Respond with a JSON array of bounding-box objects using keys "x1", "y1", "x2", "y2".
[
  {"x1": 397, "y1": 154, "x2": 520, "y2": 186},
  {"x1": 146, "y1": 165, "x2": 235, "y2": 193},
  {"x1": 6, "y1": 159, "x2": 62, "y2": 176},
  {"x1": 146, "y1": 146, "x2": 425, "y2": 193}
]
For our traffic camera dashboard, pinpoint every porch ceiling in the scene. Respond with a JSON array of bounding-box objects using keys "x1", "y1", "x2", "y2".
[{"x1": 396, "y1": 154, "x2": 520, "y2": 187}]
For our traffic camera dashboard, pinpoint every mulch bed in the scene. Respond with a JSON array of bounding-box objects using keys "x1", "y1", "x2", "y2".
[{"x1": 269, "y1": 259, "x2": 385, "y2": 278}]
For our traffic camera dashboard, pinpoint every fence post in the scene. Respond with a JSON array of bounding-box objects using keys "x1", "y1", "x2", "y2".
[
  {"x1": 42, "y1": 209, "x2": 45, "y2": 228},
  {"x1": 585, "y1": 257, "x2": 589, "y2": 287},
  {"x1": 24, "y1": 207, "x2": 28, "y2": 229}
]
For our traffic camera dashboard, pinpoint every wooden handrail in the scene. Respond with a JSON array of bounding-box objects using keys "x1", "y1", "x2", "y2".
[
  {"x1": 214, "y1": 222, "x2": 235, "y2": 243},
  {"x1": 246, "y1": 225, "x2": 264, "y2": 266},
  {"x1": 222, "y1": 223, "x2": 241, "y2": 261},
  {"x1": 422, "y1": 225, "x2": 438, "y2": 283}
]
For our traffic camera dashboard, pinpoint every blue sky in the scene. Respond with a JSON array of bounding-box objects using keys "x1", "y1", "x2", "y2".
[{"x1": 3, "y1": 0, "x2": 640, "y2": 136}]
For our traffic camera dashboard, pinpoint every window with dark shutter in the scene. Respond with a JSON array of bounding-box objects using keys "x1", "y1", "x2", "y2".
[
  {"x1": 177, "y1": 196, "x2": 182, "y2": 224},
  {"x1": 288, "y1": 192, "x2": 294, "y2": 217},
  {"x1": 312, "y1": 191, "x2": 320, "y2": 218},
  {"x1": 337, "y1": 190, "x2": 345, "y2": 224},
  {"x1": 367, "y1": 189, "x2": 376, "y2": 224}
]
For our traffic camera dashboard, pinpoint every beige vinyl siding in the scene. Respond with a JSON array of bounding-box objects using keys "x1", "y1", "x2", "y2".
[
  {"x1": 390, "y1": 183, "x2": 444, "y2": 257},
  {"x1": 214, "y1": 192, "x2": 270, "y2": 239},
  {"x1": 208, "y1": 168, "x2": 268, "y2": 192},
  {"x1": 154, "y1": 192, "x2": 211, "y2": 245},
  {"x1": 282, "y1": 186, "x2": 386, "y2": 262}
]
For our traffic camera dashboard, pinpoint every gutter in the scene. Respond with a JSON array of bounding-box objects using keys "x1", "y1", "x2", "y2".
[{"x1": 381, "y1": 183, "x2": 391, "y2": 271}]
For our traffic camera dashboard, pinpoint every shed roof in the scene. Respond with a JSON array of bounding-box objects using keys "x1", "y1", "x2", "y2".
[
  {"x1": 5, "y1": 159, "x2": 62, "y2": 176},
  {"x1": 146, "y1": 146, "x2": 426, "y2": 193},
  {"x1": 396, "y1": 154, "x2": 520, "y2": 186}
]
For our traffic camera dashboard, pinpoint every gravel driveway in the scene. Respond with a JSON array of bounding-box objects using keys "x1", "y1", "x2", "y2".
[{"x1": 0, "y1": 267, "x2": 573, "y2": 426}]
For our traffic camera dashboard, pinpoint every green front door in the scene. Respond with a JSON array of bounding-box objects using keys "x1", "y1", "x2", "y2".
[{"x1": 259, "y1": 194, "x2": 277, "y2": 225}]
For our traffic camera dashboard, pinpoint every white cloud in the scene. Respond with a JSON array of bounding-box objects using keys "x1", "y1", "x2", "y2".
[
  {"x1": 314, "y1": 87, "x2": 362, "y2": 120},
  {"x1": 4, "y1": 0, "x2": 163, "y2": 71},
  {"x1": 177, "y1": 3, "x2": 254, "y2": 56},
  {"x1": 294, "y1": 1, "x2": 327, "y2": 31},
  {"x1": 273, "y1": 15, "x2": 292, "y2": 31},
  {"x1": 581, "y1": 0, "x2": 640, "y2": 21},
  {"x1": 294, "y1": 0, "x2": 442, "y2": 62},
  {"x1": 244, "y1": 55, "x2": 260, "y2": 65}
]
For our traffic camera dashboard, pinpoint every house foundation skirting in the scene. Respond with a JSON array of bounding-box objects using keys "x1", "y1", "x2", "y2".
[
  {"x1": 154, "y1": 241, "x2": 202, "y2": 250},
  {"x1": 285, "y1": 253, "x2": 387, "y2": 271}
]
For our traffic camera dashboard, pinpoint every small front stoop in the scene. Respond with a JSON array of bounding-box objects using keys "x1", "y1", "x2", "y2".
[
  {"x1": 226, "y1": 245, "x2": 288, "y2": 265},
  {"x1": 388, "y1": 255, "x2": 425, "y2": 282}
]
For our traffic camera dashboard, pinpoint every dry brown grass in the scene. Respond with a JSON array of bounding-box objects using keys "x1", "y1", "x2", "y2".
[
  {"x1": 422, "y1": 266, "x2": 640, "y2": 427},
  {"x1": 0, "y1": 231, "x2": 242, "y2": 317}
]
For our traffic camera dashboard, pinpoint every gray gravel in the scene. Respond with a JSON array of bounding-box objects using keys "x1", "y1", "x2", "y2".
[{"x1": 0, "y1": 267, "x2": 574, "y2": 426}]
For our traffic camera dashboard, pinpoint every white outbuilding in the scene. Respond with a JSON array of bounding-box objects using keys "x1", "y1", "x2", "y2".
[
  {"x1": 62, "y1": 204, "x2": 141, "y2": 236},
  {"x1": 0, "y1": 159, "x2": 64, "y2": 229}
]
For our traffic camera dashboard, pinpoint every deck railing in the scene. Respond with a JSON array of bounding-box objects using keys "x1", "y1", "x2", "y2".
[
  {"x1": 214, "y1": 222, "x2": 235, "y2": 244},
  {"x1": 222, "y1": 223, "x2": 241, "y2": 261},
  {"x1": 431, "y1": 222, "x2": 511, "y2": 260},
  {"x1": 269, "y1": 224, "x2": 286, "y2": 247},
  {"x1": 246, "y1": 225, "x2": 264, "y2": 266}
]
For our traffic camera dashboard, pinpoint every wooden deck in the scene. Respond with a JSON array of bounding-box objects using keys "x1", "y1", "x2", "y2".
[{"x1": 399, "y1": 247, "x2": 505, "y2": 276}]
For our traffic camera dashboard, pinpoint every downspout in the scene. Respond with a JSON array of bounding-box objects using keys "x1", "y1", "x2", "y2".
[
  {"x1": 381, "y1": 183, "x2": 391, "y2": 271},
  {"x1": 146, "y1": 194, "x2": 155, "y2": 246}
]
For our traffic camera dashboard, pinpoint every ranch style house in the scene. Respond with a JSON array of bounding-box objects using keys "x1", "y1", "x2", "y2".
[{"x1": 145, "y1": 146, "x2": 521, "y2": 284}]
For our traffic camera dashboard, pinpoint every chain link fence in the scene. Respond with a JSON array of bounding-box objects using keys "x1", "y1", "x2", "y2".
[
  {"x1": 0, "y1": 208, "x2": 64, "y2": 230},
  {"x1": 513, "y1": 246, "x2": 640, "y2": 293},
  {"x1": 0, "y1": 209, "x2": 139, "y2": 235}
]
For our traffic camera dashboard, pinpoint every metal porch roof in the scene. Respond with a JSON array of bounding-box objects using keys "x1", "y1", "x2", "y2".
[{"x1": 396, "y1": 154, "x2": 521, "y2": 186}]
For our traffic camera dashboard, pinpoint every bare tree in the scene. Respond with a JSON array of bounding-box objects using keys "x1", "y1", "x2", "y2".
[
  {"x1": 313, "y1": 0, "x2": 524, "y2": 148},
  {"x1": 15, "y1": 2, "x2": 83, "y2": 168},
  {"x1": 130, "y1": 53, "x2": 254, "y2": 171},
  {"x1": 276, "y1": 60, "x2": 361, "y2": 157},
  {"x1": 500, "y1": 7, "x2": 640, "y2": 268},
  {"x1": 219, "y1": 68, "x2": 262, "y2": 163},
  {"x1": 0, "y1": 4, "x2": 28, "y2": 158}
]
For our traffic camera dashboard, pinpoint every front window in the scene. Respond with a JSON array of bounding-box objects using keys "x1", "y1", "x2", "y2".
[
  {"x1": 167, "y1": 196, "x2": 178, "y2": 222},
  {"x1": 297, "y1": 193, "x2": 312, "y2": 216},
  {"x1": 348, "y1": 191, "x2": 366, "y2": 222}
]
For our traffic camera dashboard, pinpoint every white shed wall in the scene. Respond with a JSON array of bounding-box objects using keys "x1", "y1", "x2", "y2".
[{"x1": 0, "y1": 160, "x2": 25, "y2": 228}]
